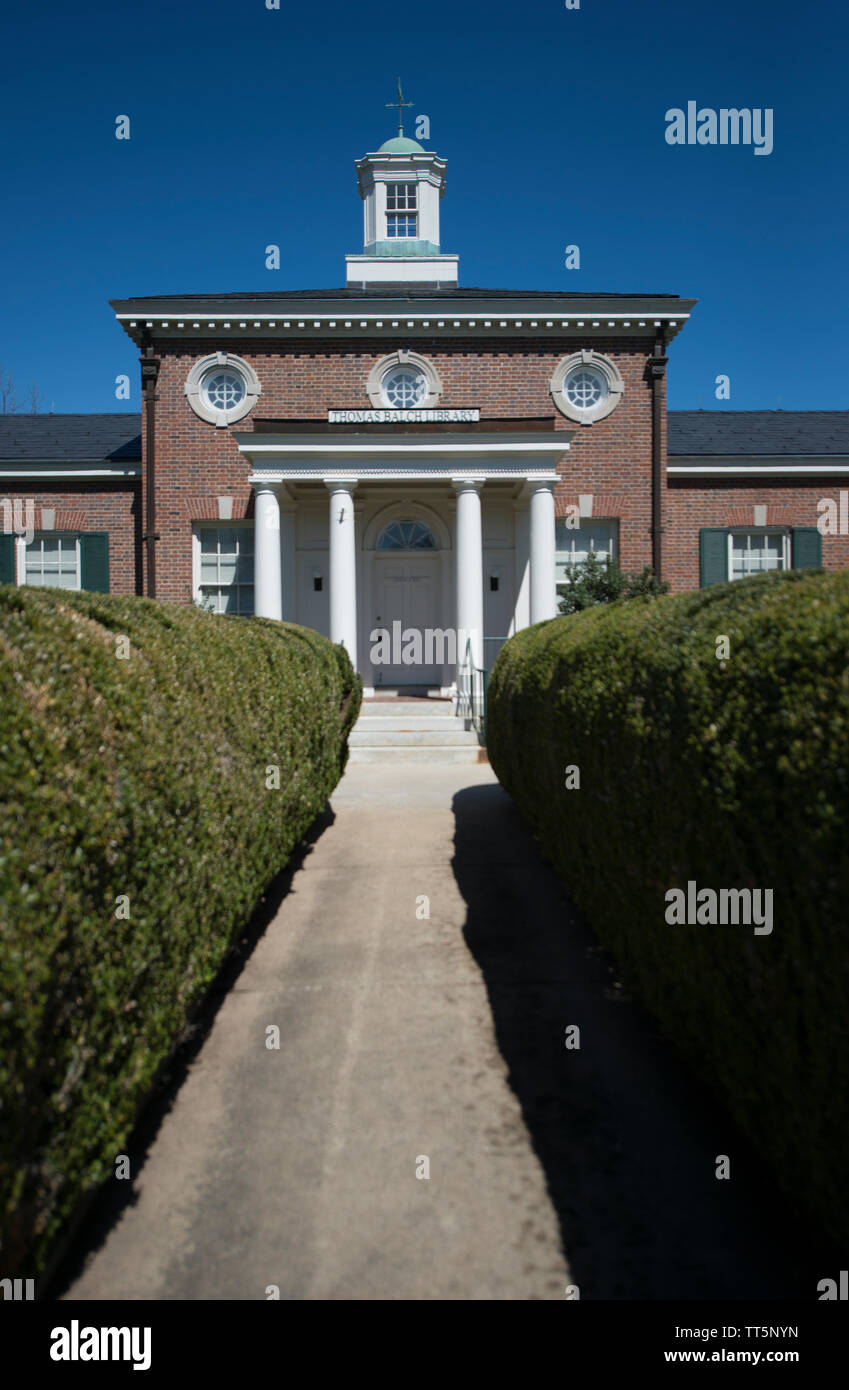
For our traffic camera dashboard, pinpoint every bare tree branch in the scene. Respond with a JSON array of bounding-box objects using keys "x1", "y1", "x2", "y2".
[
  {"x1": 0, "y1": 364, "x2": 19, "y2": 414},
  {"x1": 0, "y1": 365, "x2": 44, "y2": 413}
]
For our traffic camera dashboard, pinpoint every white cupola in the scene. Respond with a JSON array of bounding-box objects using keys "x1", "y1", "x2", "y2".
[{"x1": 346, "y1": 85, "x2": 458, "y2": 287}]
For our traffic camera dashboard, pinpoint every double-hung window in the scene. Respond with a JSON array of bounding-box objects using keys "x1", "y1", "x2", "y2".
[
  {"x1": 21, "y1": 533, "x2": 82, "y2": 589},
  {"x1": 196, "y1": 525, "x2": 254, "y2": 614},
  {"x1": 386, "y1": 182, "x2": 417, "y2": 238},
  {"x1": 700, "y1": 526, "x2": 820, "y2": 585},
  {"x1": 728, "y1": 530, "x2": 789, "y2": 579},
  {"x1": 555, "y1": 519, "x2": 618, "y2": 596}
]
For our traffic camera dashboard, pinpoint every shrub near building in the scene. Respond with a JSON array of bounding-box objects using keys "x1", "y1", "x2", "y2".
[
  {"x1": 0, "y1": 587, "x2": 361, "y2": 1276},
  {"x1": 487, "y1": 569, "x2": 849, "y2": 1245}
]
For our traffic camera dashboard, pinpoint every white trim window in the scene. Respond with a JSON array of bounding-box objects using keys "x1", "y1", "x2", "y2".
[
  {"x1": 366, "y1": 350, "x2": 443, "y2": 409},
  {"x1": 555, "y1": 519, "x2": 617, "y2": 592},
  {"x1": 381, "y1": 366, "x2": 428, "y2": 408},
  {"x1": 729, "y1": 530, "x2": 789, "y2": 580},
  {"x1": 550, "y1": 350, "x2": 625, "y2": 425},
  {"x1": 202, "y1": 369, "x2": 246, "y2": 414},
  {"x1": 194, "y1": 524, "x2": 254, "y2": 614},
  {"x1": 185, "y1": 353, "x2": 261, "y2": 428},
  {"x1": 19, "y1": 532, "x2": 81, "y2": 589},
  {"x1": 386, "y1": 182, "x2": 417, "y2": 238},
  {"x1": 565, "y1": 367, "x2": 608, "y2": 413}
]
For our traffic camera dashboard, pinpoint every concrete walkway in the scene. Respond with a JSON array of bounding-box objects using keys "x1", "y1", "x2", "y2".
[{"x1": 58, "y1": 763, "x2": 817, "y2": 1300}]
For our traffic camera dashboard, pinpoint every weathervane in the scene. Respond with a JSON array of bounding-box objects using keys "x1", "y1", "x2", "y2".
[{"x1": 386, "y1": 77, "x2": 413, "y2": 137}]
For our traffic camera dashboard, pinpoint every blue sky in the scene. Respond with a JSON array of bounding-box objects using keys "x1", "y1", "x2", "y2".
[{"x1": 1, "y1": 0, "x2": 847, "y2": 414}]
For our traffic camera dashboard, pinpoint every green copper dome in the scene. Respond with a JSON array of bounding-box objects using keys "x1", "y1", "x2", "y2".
[{"x1": 377, "y1": 135, "x2": 425, "y2": 154}]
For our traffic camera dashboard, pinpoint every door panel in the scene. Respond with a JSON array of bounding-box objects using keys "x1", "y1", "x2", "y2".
[{"x1": 372, "y1": 557, "x2": 441, "y2": 685}]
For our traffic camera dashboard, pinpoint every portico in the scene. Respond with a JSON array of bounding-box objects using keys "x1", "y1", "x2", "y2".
[{"x1": 237, "y1": 428, "x2": 568, "y2": 688}]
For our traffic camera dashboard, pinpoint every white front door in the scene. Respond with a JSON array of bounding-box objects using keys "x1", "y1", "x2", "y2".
[{"x1": 371, "y1": 555, "x2": 441, "y2": 685}]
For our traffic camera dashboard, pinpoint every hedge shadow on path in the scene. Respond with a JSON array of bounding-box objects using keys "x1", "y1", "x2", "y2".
[
  {"x1": 44, "y1": 802, "x2": 336, "y2": 1301},
  {"x1": 452, "y1": 781, "x2": 835, "y2": 1301}
]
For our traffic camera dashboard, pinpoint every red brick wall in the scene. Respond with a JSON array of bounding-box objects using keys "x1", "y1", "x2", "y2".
[
  {"x1": 143, "y1": 335, "x2": 660, "y2": 602},
  {"x1": 0, "y1": 484, "x2": 140, "y2": 593},
  {"x1": 139, "y1": 335, "x2": 849, "y2": 601},
  {"x1": 665, "y1": 478, "x2": 847, "y2": 592}
]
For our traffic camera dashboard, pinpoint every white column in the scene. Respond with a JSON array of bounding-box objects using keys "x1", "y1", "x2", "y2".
[
  {"x1": 453, "y1": 478, "x2": 485, "y2": 670},
  {"x1": 326, "y1": 479, "x2": 358, "y2": 660},
  {"x1": 529, "y1": 481, "x2": 557, "y2": 623},
  {"x1": 253, "y1": 482, "x2": 282, "y2": 621}
]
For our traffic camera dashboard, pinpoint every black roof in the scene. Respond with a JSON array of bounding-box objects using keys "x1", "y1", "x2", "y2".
[
  {"x1": 2, "y1": 410, "x2": 848, "y2": 463},
  {"x1": 0, "y1": 414, "x2": 141, "y2": 462},
  {"x1": 114, "y1": 287, "x2": 684, "y2": 303},
  {"x1": 668, "y1": 410, "x2": 849, "y2": 456}
]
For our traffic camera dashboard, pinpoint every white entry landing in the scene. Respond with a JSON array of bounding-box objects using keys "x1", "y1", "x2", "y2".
[{"x1": 347, "y1": 688, "x2": 486, "y2": 764}]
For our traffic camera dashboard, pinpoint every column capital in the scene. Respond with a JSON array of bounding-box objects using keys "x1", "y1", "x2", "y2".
[
  {"x1": 451, "y1": 476, "x2": 486, "y2": 493},
  {"x1": 524, "y1": 477, "x2": 556, "y2": 493},
  {"x1": 323, "y1": 477, "x2": 359, "y2": 492}
]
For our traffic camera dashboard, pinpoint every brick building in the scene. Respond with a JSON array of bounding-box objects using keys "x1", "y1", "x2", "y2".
[{"x1": 1, "y1": 126, "x2": 847, "y2": 692}]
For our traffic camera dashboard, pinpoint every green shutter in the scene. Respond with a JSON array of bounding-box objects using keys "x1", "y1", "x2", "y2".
[
  {"x1": 0, "y1": 533, "x2": 15, "y2": 584},
  {"x1": 792, "y1": 527, "x2": 822, "y2": 570},
  {"x1": 699, "y1": 528, "x2": 728, "y2": 587},
  {"x1": 80, "y1": 533, "x2": 110, "y2": 593}
]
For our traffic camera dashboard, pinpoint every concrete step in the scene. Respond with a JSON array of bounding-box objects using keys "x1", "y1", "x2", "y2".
[
  {"x1": 360, "y1": 701, "x2": 455, "y2": 719},
  {"x1": 347, "y1": 745, "x2": 487, "y2": 764},
  {"x1": 355, "y1": 714, "x2": 470, "y2": 732},
  {"x1": 351, "y1": 695, "x2": 484, "y2": 760},
  {"x1": 350, "y1": 728, "x2": 479, "y2": 747},
  {"x1": 363, "y1": 686, "x2": 445, "y2": 698}
]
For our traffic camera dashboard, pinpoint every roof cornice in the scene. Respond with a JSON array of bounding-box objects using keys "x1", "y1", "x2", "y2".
[
  {"x1": 234, "y1": 428, "x2": 572, "y2": 460},
  {"x1": 0, "y1": 462, "x2": 140, "y2": 478},
  {"x1": 668, "y1": 455, "x2": 849, "y2": 475},
  {"x1": 111, "y1": 294, "x2": 695, "y2": 347}
]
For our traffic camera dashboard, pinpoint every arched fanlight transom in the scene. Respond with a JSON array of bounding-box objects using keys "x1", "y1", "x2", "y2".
[{"x1": 375, "y1": 519, "x2": 438, "y2": 551}]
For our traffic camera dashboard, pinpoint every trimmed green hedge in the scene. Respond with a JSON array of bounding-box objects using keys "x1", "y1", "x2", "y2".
[
  {"x1": 0, "y1": 587, "x2": 361, "y2": 1275},
  {"x1": 487, "y1": 569, "x2": 849, "y2": 1243}
]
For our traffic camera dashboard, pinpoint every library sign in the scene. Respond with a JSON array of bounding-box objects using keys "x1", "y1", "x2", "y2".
[{"x1": 328, "y1": 408, "x2": 480, "y2": 424}]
